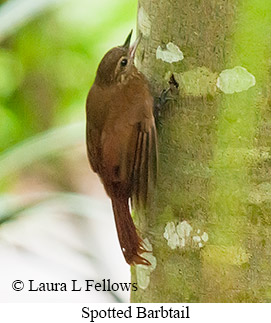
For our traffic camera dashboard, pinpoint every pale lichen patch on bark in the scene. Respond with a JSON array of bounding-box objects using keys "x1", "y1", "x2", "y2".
[
  {"x1": 138, "y1": 6, "x2": 151, "y2": 37},
  {"x1": 164, "y1": 221, "x2": 208, "y2": 249},
  {"x1": 176, "y1": 221, "x2": 192, "y2": 239},
  {"x1": 217, "y1": 66, "x2": 256, "y2": 94},
  {"x1": 163, "y1": 222, "x2": 180, "y2": 249},
  {"x1": 201, "y1": 232, "x2": 209, "y2": 242},
  {"x1": 156, "y1": 42, "x2": 184, "y2": 63},
  {"x1": 135, "y1": 238, "x2": 157, "y2": 290}
]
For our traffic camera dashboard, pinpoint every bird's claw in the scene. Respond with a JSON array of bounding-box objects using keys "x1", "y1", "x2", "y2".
[{"x1": 154, "y1": 74, "x2": 179, "y2": 119}]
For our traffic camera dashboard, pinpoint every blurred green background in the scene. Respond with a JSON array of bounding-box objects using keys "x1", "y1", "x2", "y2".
[{"x1": 0, "y1": 0, "x2": 137, "y2": 302}]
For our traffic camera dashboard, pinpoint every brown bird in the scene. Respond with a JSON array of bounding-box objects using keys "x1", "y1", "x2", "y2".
[{"x1": 86, "y1": 30, "x2": 157, "y2": 266}]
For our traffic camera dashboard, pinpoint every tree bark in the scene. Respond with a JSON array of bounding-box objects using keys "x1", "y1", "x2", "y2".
[{"x1": 131, "y1": 0, "x2": 271, "y2": 302}]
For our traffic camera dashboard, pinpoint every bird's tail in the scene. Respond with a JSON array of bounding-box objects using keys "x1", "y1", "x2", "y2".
[{"x1": 111, "y1": 196, "x2": 150, "y2": 266}]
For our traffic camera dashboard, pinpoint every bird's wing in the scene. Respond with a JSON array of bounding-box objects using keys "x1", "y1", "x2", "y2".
[
  {"x1": 131, "y1": 118, "x2": 158, "y2": 209},
  {"x1": 86, "y1": 84, "x2": 106, "y2": 175}
]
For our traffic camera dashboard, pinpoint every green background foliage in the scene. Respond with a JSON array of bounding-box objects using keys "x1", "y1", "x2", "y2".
[
  {"x1": 0, "y1": 0, "x2": 137, "y2": 153},
  {"x1": 0, "y1": 0, "x2": 137, "y2": 302}
]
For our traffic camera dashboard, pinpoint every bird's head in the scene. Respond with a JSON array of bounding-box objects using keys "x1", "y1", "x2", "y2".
[{"x1": 95, "y1": 30, "x2": 141, "y2": 86}]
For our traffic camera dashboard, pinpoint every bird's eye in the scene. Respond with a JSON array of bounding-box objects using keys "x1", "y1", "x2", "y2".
[{"x1": 120, "y1": 58, "x2": 128, "y2": 67}]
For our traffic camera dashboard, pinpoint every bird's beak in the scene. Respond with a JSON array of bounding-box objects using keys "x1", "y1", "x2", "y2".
[
  {"x1": 129, "y1": 33, "x2": 142, "y2": 60},
  {"x1": 123, "y1": 30, "x2": 142, "y2": 60},
  {"x1": 123, "y1": 30, "x2": 133, "y2": 49}
]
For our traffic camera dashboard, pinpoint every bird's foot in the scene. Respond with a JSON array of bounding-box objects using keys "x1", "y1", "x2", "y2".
[{"x1": 154, "y1": 73, "x2": 179, "y2": 119}]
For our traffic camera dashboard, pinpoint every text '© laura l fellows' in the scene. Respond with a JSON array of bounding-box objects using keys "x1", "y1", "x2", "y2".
[{"x1": 25, "y1": 279, "x2": 138, "y2": 292}]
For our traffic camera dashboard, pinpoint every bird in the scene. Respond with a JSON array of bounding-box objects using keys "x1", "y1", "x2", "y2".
[{"x1": 86, "y1": 30, "x2": 157, "y2": 266}]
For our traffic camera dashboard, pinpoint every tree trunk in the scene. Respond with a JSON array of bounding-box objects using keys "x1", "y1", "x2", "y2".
[{"x1": 131, "y1": 0, "x2": 271, "y2": 302}]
